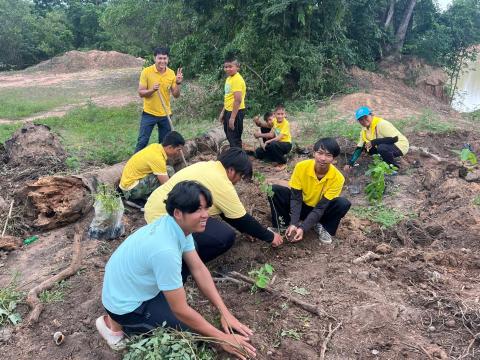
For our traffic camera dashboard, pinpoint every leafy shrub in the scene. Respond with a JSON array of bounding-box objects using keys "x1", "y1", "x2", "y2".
[{"x1": 364, "y1": 154, "x2": 397, "y2": 205}]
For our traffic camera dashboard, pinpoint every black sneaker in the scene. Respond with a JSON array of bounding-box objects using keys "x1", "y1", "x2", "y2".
[{"x1": 124, "y1": 198, "x2": 146, "y2": 210}]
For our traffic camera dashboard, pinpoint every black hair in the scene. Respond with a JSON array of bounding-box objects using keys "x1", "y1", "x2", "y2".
[
  {"x1": 162, "y1": 131, "x2": 185, "y2": 147},
  {"x1": 263, "y1": 111, "x2": 273, "y2": 121},
  {"x1": 224, "y1": 52, "x2": 239, "y2": 64},
  {"x1": 153, "y1": 47, "x2": 169, "y2": 57},
  {"x1": 164, "y1": 181, "x2": 212, "y2": 216},
  {"x1": 275, "y1": 104, "x2": 285, "y2": 111},
  {"x1": 313, "y1": 138, "x2": 341, "y2": 158},
  {"x1": 217, "y1": 147, "x2": 252, "y2": 180}
]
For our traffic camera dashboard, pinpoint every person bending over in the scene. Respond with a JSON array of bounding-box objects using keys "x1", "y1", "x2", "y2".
[
  {"x1": 268, "y1": 138, "x2": 351, "y2": 244},
  {"x1": 344, "y1": 106, "x2": 409, "y2": 172},
  {"x1": 96, "y1": 181, "x2": 256, "y2": 359},
  {"x1": 119, "y1": 131, "x2": 185, "y2": 209}
]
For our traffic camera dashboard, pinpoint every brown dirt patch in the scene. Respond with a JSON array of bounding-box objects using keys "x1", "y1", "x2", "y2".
[{"x1": 27, "y1": 50, "x2": 144, "y2": 74}]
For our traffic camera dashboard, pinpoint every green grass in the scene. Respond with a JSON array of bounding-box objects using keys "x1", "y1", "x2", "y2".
[
  {"x1": 0, "y1": 281, "x2": 23, "y2": 326},
  {"x1": 393, "y1": 109, "x2": 453, "y2": 134},
  {"x1": 38, "y1": 280, "x2": 70, "y2": 304},
  {"x1": 32, "y1": 102, "x2": 215, "y2": 166},
  {"x1": 0, "y1": 123, "x2": 22, "y2": 144},
  {"x1": 473, "y1": 195, "x2": 480, "y2": 206},
  {"x1": 351, "y1": 205, "x2": 405, "y2": 229},
  {"x1": 0, "y1": 87, "x2": 78, "y2": 119}
]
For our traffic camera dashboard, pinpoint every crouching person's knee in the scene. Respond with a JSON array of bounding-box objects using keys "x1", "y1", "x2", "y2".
[
  {"x1": 222, "y1": 227, "x2": 236, "y2": 251},
  {"x1": 335, "y1": 197, "x2": 351, "y2": 215}
]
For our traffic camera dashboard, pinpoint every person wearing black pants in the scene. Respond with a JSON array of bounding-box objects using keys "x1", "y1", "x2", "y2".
[
  {"x1": 222, "y1": 109, "x2": 244, "y2": 148},
  {"x1": 255, "y1": 141, "x2": 292, "y2": 164},
  {"x1": 268, "y1": 137, "x2": 350, "y2": 244},
  {"x1": 367, "y1": 142, "x2": 403, "y2": 167}
]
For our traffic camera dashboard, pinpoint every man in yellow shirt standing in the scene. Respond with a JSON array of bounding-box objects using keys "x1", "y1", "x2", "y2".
[
  {"x1": 218, "y1": 55, "x2": 246, "y2": 148},
  {"x1": 120, "y1": 131, "x2": 185, "y2": 209},
  {"x1": 145, "y1": 148, "x2": 283, "y2": 279},
  {"x1": 253, "y1": 105, "x2": 293, "y2": 170},
  {"x1": 135, "y1": 47, "x2": 183, "y2": 153},
  {"x1": 344, "y1": 106, "x2": 409, "y2": 172},
  {"x1": 268, "y1": 138, "x2": 351, "y2": 244}
]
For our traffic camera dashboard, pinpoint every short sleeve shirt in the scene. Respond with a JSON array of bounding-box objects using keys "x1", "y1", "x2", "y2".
[
  {"x1": 102, "y1": 215, "x2": 195, "y2": 315},
  {"x1": 139, "y1": 65, "x2": 176, "y2": 117},
  {"x1": 289, "y1": 160, "x2": 344, "y2": 207},
  {"x1": 119, "y1": 144, "x2": 167, "y2": 191},
  {"x1": 272, "y1": 118, "x2": 292, "y2": 143},
  {"x1": 224, "y1": 73, "x2": 246, "y2": 111},
  {"x1": 356, "y1": 117, "x2": 409, "y2": 155},
  {"x1": 144, "y1": 161, "x2": 246, "y2": 223}
]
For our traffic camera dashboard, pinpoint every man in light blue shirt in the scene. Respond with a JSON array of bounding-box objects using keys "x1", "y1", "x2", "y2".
[{"x1": 96, "y1": 181, "x2": 256, "y2": 359}]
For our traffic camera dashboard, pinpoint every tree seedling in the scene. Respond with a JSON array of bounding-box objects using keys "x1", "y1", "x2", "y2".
[
  {"x1": 364, "y1": 154, "x2": 398, "y2": 205},
  {"x1": 248, "y1": 263, "x2": 275, "y2": 292}
]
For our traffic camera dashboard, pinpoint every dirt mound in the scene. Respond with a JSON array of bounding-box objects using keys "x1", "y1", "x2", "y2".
[
  {"x1": 28, "y1": 50, "x2": 144, "y2": 73},
  {"x1": 4, "y1": 124, "x2": 66, "y2": 166}
]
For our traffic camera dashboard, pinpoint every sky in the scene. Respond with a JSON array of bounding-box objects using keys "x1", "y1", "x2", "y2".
[{"x1": 436, "y1": 0, "x2": 452, "y2": 11}]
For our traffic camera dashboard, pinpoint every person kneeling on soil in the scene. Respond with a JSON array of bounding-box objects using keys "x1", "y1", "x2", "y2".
[
  {"x1": 344, "y1": 106, "x2": 409, "y2": 173},
  {"x1": 144, "y1": 148, "x2": 283, "y2": 278},
  {"x1": 268, "y1": 138, "x2": 351, "y2": 244},
  {"x1": 119, "y1": 131, "x2": 185, "y2": 209},
  {"x1": 253, "y1": 104, "x2": 292, "y2": 171},
  {"x1": 96, "y1": 181, "x2": 256, "y2": 359}
]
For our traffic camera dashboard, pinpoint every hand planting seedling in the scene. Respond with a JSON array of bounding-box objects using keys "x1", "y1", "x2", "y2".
[
  {"x1": 364, "y1": 154, "x2": 397, "y2": 205},
  {"x1": 248, "y1": 263, "x2": 275, "y2": 292}
]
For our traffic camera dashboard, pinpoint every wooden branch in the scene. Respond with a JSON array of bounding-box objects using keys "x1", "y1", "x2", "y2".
[
  {"x1": 228, "y1": 271, "x2": 336, "y2": 320},
  {"x1": 409, "y1": 146, "x2": 447, "y2": 163},
  {"x1": 26, "y1": 224, "x2": 84, "y2": 324},
  {"x1": 319, "y1": 321, "x2": 342, "y2": 360}
]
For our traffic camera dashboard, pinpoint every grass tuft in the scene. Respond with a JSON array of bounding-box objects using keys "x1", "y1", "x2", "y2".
[
  {"x1": 0, "y1": 280, "x2": 23, "y2": 326},
  {"x1": 352, "y1": 205, "x2": 405, "y2": 229}
]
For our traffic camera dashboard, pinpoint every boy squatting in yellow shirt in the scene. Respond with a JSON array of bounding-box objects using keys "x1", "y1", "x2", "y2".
[
  {"x1": 267, "y1": 138, "x2": 351, "y2": 245},
  {"x1": 135, "y1": 47, "x2": 183, "y2": 153},
  {"x1": 345, "y1": 106, "x2": 409, "y2": 171},
  {"x1": 119, "y1": 131, "x2": 185, "y2": 207},
  {"x1": 253, "y1": 104, "x2": 292, "y2": 169},
  {"x1": 218, "y1": 55, "x2": 246, "y2": 148},
  {"x1": 144, "y1": 148, "x2": 283, "y2": 280}
]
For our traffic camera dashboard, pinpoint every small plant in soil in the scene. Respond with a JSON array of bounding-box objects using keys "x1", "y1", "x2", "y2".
[
  {"x1": 124, "y1": 325, "x2": 217, "y2": 360},
  {"x1": 351, "y1": 206, "x2": 405, "y2": 229},
  {"x1": 280, "y1": 328, "x2": 301, "y2": 340},
  {"x1": 364, "y1": 154, "x2": 398, "y2": 205},
  {"x1": 458, "y1": 147, "x2": 477, "y2": 167},
  {"x1": 39, "y1": 280, "x2": 70, "y2": 304},
  {"x1": 254, "y1": 171, "x2": 284, "y2": 232},
  {"x1": 248, "y1": 263, "x2": 275, "y2": 292},
  {"x1": 473, "y1": 195, "x2": 480, "y2": 206},
  {"x1": 0, "y1": 280, "x2": 23, "y2": 326},
  {"x1": 93, "y1": 184, "x2": 122, "y2": 213}
]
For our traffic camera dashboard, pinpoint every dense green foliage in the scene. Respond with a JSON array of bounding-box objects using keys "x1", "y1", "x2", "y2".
[
  {"x1": 1, "y1": 0, "x2": 479, "y2": 106},
  {"x1": 364, "y1": 154, "x2": 398, "y2": 205}
]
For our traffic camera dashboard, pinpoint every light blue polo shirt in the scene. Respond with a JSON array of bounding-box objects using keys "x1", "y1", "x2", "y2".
[{"x1": 102, "y1": 215, "x2": 195, "y2": 315}]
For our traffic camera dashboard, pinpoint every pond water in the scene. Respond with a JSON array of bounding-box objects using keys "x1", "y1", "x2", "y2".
[{"x1": 452, "y1": 55, "x2": 480, "y2": 112}]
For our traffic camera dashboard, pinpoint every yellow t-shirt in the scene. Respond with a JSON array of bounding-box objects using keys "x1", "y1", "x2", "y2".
[
  {"x1": 272, "y1": 118, "x2": 292, "y2": 143},
  {"x1": 356, "y1": 117, "x2": 409, "y2": 155},
  {"x1": 289, "y1": 160, "x2": 344, "y2": 207},
  {"x1": 119, "y1": 144, "x2": 167, "y2": 191},
  {"x1": 139, "y1": 65, "x2": 176, "y2": 117},
  {"x1": 144, "y1": 161, "x2": 246, "y2": 223},
  {"x1": 224, "y1": 73, "x2": 246, "y2": 111}
]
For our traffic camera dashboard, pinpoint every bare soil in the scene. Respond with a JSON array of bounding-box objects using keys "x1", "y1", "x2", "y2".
[{"x1": 1, "y1": 60, "x2": 479, "y2": 359}]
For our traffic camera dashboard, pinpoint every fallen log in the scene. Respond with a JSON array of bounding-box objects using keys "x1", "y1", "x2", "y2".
[
  {"x1": 18, "y1": 128, "x2": 226, "y2": 230},
  {"x1": 25, "y1": 224, "x2": 84, "y2": 324}
]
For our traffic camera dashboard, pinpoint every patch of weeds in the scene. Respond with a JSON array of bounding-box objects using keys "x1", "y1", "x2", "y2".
[
  {"x1": 281, "y1": 328, "x2": 301, "y2": 340},
  {"x1": 352, "y1": 205, "x2": 405, "y2": 229},
  {"x1": 248, "y1": 263, "x2": 274, "y2": 292},
  {"x1": 0, "y1": 280, "x2": 23, "y2": 326},
  {"x1": 473, "y1": 195, "x2": 480, "y2": 206},
  {"x1": 0, "y1": 123, "x2": 22, "y2": 144},
  {"x1": 412, "y1": 109, "x2": 453, "y2": 133},
  {"x1": 39, "y1": 280, "x2": 70, "y2": 304},
  {"x1": 65, "y1": 156, "x2": 80, "y2": 171},
  {"x1": 124, "y1": 325, "x2": 217, "y2": 360},
  {"x1": 292, "y1": 286, "x2": 310, "y2": 296},
  {"x1": 365, "y1": 154, "x2": 397, "y2": 205}
]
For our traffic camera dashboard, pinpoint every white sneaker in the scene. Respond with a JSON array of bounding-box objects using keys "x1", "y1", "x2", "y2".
[
  {"x1": 314, "y1": 224, "x2": 332, "y2": 244},
  {"x1": 95, "y1": 315, "x2": 126, "y2": 351}
]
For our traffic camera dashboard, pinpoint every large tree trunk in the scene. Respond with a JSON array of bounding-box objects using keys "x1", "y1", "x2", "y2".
[
  {"x1": 19, "y1": 128, "x2": 226, "y2": 230},
  {"x1": 393, "y1": 0, "x2": 417, "y2": 54}
]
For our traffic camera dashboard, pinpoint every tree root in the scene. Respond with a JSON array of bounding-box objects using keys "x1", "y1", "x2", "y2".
[
  {"x1": 319, "y1": 321, "x2": 342, "y2": 360},
  {"x1": 227, "y1": 271, "x2": 337, "y2": 320},
  {"x1": 25, "y1": 224, "x2": 84, "y2": 324}
]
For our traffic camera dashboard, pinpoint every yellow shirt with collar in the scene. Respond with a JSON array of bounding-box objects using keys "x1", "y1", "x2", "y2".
[
  {"x1": 224, "y1": 72, "x2": 246, "y2": 111},
  {"x1": 139, "y1": 65, "x2": 176, "y2": 117},
  {"x1": 120, "y1": 144, "x2": 168, "y2": 191},
  {"x1": 288, "y1": 160, "x2": 344, "y2": 207},
  {"x1": 272, "y1": 118, "x2": 292, "y2": 143},
  {"x1": 144, "y1": 160, "x2": 247, "y2": 223},
  {"x1": 356, "y1": 116, "x2": 409, "y2": 155}
]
